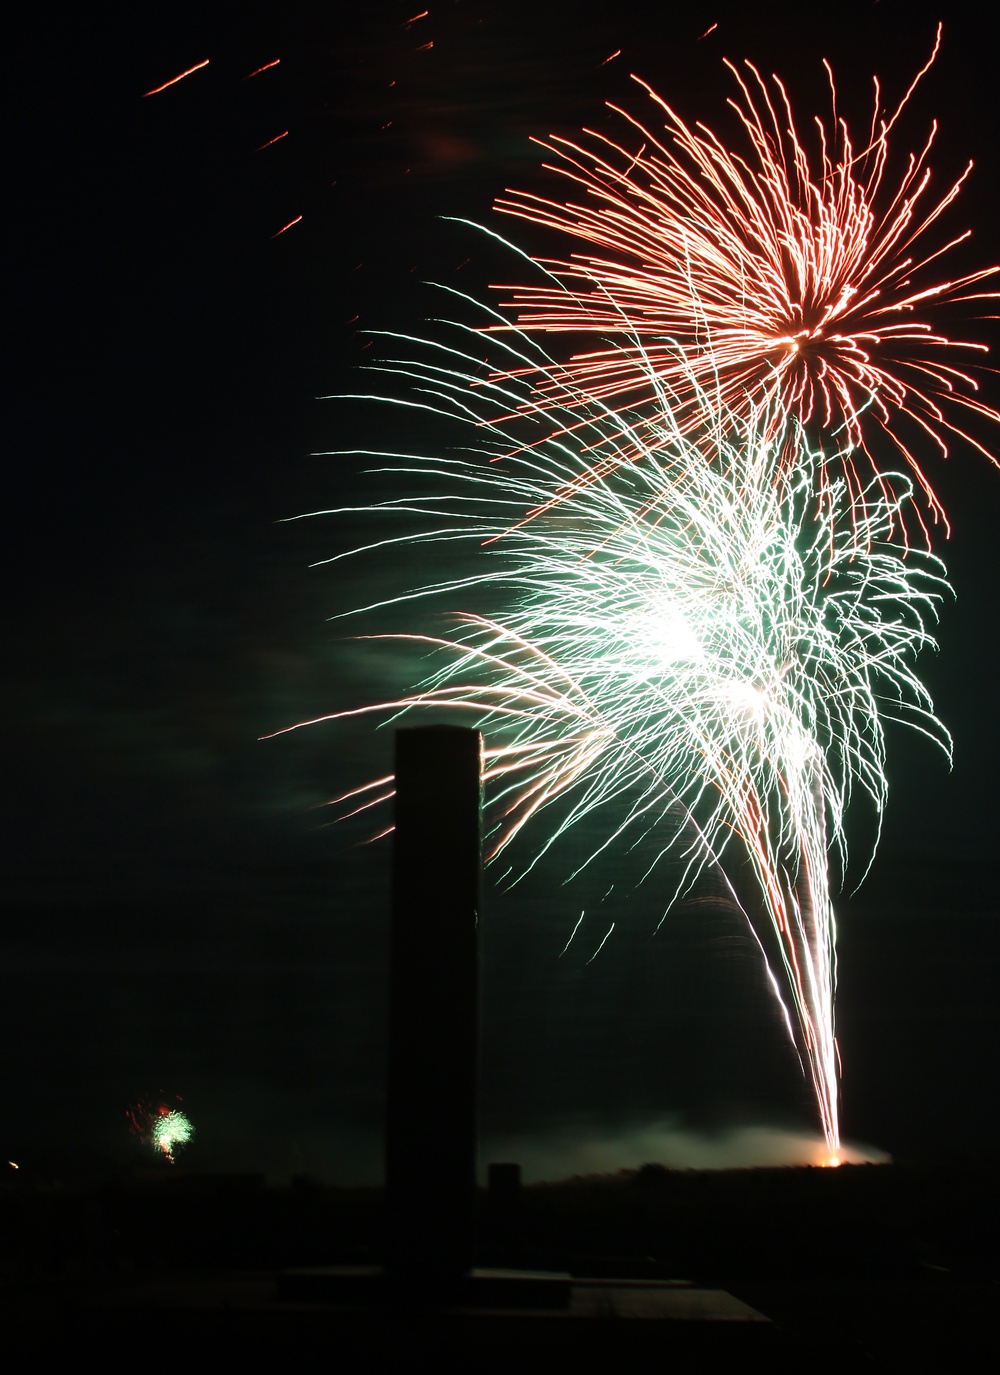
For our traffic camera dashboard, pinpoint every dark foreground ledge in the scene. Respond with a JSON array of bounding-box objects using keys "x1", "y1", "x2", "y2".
[{"x1": 4, "y1": 1267, "x2": 814, "y2": 1370}]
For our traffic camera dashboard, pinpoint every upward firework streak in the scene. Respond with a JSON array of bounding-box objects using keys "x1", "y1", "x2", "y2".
[
  {"x1": 490, "y1": 28, "x2": 1000, "y2": 537},
  {"x1": 278, "y1": 312, "x2": 952, "y2": 1153}
]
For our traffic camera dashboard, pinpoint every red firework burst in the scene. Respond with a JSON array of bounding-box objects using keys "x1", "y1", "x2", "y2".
[{"x1": 489, "y1": 27, "x2": 999, "y2": 538}]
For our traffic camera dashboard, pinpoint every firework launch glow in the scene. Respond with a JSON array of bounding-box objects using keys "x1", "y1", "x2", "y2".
[
  {"x1": 278, "y1": 301, "x2": 952, "y2": 1155},
  {"x1": 488, "y1": 27, "x2": 1000, "y2": 539}
]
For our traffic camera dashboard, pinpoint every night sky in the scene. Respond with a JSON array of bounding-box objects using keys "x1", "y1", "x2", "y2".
[{"x1": 6, "y1": 1, "x2": 1000, "y2": 1180}]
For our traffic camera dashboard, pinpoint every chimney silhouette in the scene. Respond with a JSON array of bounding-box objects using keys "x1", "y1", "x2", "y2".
[{"x1": 385, "y1": 725, "x2": 482, "y2": 1290}]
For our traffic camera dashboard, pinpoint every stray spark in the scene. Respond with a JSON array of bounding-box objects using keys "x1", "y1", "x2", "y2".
[
  {"x1": 244, "y1": 59, "x2": 281, "y2": 79},
  {"x1": 558, "y1": 911, "x2": 587, "y2": 957},
  {"x1": 271, "y1": 214, "x2": 303, "y2": 239},
  {"x1": 587, "y1": 922, "x2": 616, "y2": 964},
  {"x1": 143, "y1": 59, "x2": 210, "y2": 97}
]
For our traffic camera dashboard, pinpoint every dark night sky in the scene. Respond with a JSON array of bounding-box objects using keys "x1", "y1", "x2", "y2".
[{"x1": 5, "y1": 1, "x2": 1000, "y2": 1179}]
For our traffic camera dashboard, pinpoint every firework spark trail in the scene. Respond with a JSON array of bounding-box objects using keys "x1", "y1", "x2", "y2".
[
  {"x1": 275, "y1": 313, "x2": 952, "y2": 1152},
  {"x1": 143, "y1": 59, "x2": 210, "y2": 97},
  {"x1": 487, "y1": 28, "x2": 1000, "y2": 539}
]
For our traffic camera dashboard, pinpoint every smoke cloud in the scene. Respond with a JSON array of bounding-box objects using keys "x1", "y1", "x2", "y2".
[{"x1": 480, "y1": 1120, "x2": 890, "y2": 1181}]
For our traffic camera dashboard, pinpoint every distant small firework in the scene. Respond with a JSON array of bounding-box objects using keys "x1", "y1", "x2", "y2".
[
  {"x1": 151, "y1": 1110, "x2": 194, "y2": 1163},
  {"x1": 489, "y1": 26, "x2": 999, "y2": 537},
  {"x1": 128, "y1": 1097, "x2": 195, "y2": 1165}
]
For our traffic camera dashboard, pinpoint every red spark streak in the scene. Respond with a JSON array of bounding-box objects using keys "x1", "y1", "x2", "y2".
[
  {"x1": 244, "y1": 59, "x2": 281, "y2": 79},
  {"x1": 489, "y1": 31, "x2": 1000, "y2": 540},
  {"x1": 143, "y1": 59, "x2": 209, "y2": 97},
  {"x1": 257, "y1": 131, "x2": 289, "y2": 151},
  {"x1": 271, "y1": 214, "x2": 303, "y2": 239}
]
